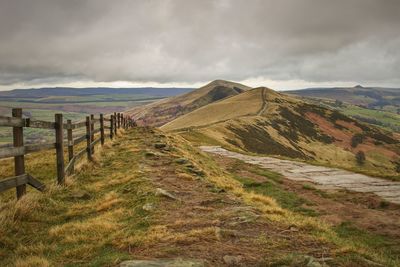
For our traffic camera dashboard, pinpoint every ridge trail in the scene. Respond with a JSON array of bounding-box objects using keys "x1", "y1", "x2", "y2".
[
  {"x1": 200, "y1": 146, "x2": 400, "y2": 204},
  {"x1": 257, "y1": 88, "x2": 268, "y2": 116}
]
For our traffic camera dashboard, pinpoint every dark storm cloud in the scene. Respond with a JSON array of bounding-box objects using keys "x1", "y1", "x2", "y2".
[{"x1": 0, "y1": 0, "x2": 399, "y2": 87}]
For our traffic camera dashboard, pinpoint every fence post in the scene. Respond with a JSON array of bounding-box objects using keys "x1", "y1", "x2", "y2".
[
  {"x1": 114, "y1": 112, "x2": 117, "y2": 135},
  {"x1": 67, "y1": 119, "x2": 74, "y2": 162},
  {"x1": 100, "y1": 114, "x2": 105, "y2": 145},
  {"x1": 117, "y1": 113, "x2": 121, "y2": 129},
  {"x1": 90, "y1": 114, "x2": 95, "y2": 154},
  {"x1": 110, "y1": 115, "x2": 114, "y2": 139},
  {"x1": 12, "y1": 108, "x2": 26, "y2": 199},
  {"x1": 55, "y1": 113, "x2": 65, "y2": 185},
  {"x1": 86, "y1": 116, "x2": 92, "y2": 160}
]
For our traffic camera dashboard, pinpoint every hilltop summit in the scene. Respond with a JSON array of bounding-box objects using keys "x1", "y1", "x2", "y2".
[{"x1": 125, "y1": 80, "x2": 250, "y2": 126}]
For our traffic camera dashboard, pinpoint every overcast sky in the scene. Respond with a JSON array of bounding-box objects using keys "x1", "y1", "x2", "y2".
[{"x1": 1, "y1": 0, "x2": 400, "y2": 91}]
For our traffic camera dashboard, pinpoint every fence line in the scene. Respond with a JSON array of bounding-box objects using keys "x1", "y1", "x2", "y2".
[{"x1": 0, "y1": 108, "x2": 136, "y2": 200}]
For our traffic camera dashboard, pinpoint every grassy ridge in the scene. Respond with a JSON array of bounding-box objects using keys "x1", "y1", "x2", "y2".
[{"x1": 0, "y1": 128, "x2": 399, "y2": 266}]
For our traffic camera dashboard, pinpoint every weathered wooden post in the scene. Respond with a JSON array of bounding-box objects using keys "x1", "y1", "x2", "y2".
[
  {"x1": 114, "y1": 112, "x2": 117, "y2": 135},
  {"x1": 12, "y1": 108, "x2": 26, "y2": 199},
  {"x1": 117, "y1": 113, "x2": 121, "y2": 129},
  {"x1": 110, "y1": 115, "x2": 114, "y2": 139},
  {"x1": 67, "y1": 119, "x2": 74, "y2": 161},
  {"x1": 100, "y1": 113, "x2": 105, "y2": 145},
  {"x1": 90, "y1": 114, "x2": 95, "y2": 154},
  {"x1": 86, "y1": 116, "x2": 92, "y2": 160},
  {"x1": 55, "y1": 113, "x2": 65, "y2": 185}
]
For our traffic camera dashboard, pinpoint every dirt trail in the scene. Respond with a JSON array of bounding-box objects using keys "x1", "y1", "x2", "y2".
[
  {"x1": 128, "y1": 128, "x2": 333, "y2": 266},
  {"x1": 200, "y1": 146, "x2": 400, "y2": 205},
  {"x1": 257, "y1": 88, "x2": 268, "y2": 116}
]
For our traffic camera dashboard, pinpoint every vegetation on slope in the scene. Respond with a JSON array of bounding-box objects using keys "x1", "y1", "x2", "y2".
[
  {"x1": 1, "y1": 128, "x2": 399, "y2": 266},
  {"x1": 126, "y1": 80, "x2": 250, "y2": 127},
  {"x1": 286, "y1": 86, "x2": 400, "y2": 133},
  {"x1": 163, "y1": 87, "x2": 400, "y2": 180}
]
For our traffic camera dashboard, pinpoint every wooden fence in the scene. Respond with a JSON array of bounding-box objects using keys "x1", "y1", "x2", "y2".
[{"x1": 0, "y1": 108, "x2": 136, "y2": 200}]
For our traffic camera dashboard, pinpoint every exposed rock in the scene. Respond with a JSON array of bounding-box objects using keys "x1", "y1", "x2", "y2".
[
  {"x1": 228, "y1": 206, "x2": 260, "y2": 226},
  {"x1": 145, "y1": 151, "x2": 157, "y2": 157},
  {"x1": 174, "y1": 158, "x2": 189, "y2": 164},
  {"x1": 142, "y1": 203, "x2": 155, "y2": 211},
  {"x1": 120, "y1": 259, "x2": 204, "y2": 267},
  {"x1": 223, "y1": 255, "x2": 243, "y2": 266},
  {"x1": 154, "y1": 143, "x2": 167, "y2": 149},
  {"x1": 145, "y1": 150, "x2": 163, "y2": 157},
  {"x1": 215, "y1": 227, "x2": 240, "y2": 241},
  {"x1": 155, "y1": 188, "x2": 179, "y2": 200},
  {"x1": 306, "y1": 257, "x2": 322, "y2": 267}
]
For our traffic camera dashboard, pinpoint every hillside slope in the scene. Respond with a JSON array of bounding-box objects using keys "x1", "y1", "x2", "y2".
[
  {"x1": 1, "y1": 127, "x2": 400, "y2": 266},
  {"x1": 162, "y1": 87, "x2": 400, "y2": 179},
  {"x1": 125, "y1": 80, "x2": 251, "y2": 126},
  {"x1": 286, "y1": 85, "x2": 400, "y2": 111}
]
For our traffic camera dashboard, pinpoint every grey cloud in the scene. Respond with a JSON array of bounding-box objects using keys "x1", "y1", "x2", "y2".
[{"x1": 0, "y1": 0, "x2": 400, "y2": 87}]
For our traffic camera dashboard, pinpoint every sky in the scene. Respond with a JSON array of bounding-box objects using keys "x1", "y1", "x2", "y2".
[{"x1": 0, "y1": 0, "x2": 400, "y2": 91}]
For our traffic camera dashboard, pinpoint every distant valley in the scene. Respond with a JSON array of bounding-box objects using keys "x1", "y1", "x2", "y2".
[
  {"x1": 0, "y1": 87, "x2": 193, "y2": 144},
  {"x1": 287, "y1": 85, "x2": 400, "y2": 132}
]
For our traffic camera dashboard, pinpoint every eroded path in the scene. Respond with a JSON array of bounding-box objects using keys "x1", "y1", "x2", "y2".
[{"x1": 200, "y1": 146, "x2": 400, "y2": 204}]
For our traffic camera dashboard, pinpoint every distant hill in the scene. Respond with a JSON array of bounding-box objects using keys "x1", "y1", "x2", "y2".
[
  {"x1": 286, "y1": 86, "x2": 400, "y2": 132},
  {"x1": 162, "y1": 87, "x2": 400, "y2": 179},
  {"x1": 0, "y1": 87, "x2": 194, "y2": 98},
  {"x1": 286, "y1": 85, "x2": 400, "y2": 110},
  {"x1": 125, "y1": 80, "x2": 251, "y2": 126}
]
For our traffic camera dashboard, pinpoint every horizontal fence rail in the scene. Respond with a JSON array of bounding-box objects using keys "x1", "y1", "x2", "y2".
[{"x1": 0, "y1": 108, "x2": 136, "y2": 200}]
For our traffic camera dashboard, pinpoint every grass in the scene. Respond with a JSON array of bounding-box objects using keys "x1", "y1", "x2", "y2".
[
  {"x1": 340, "y1": 104, "x2": 400, "y2": 132},
  {"x1": 0, "y1": 130, "x2": 157, "y2": 265},
  {"x1": 226, "y1": 161, "x2": 319, "y2": 217},
  {"x1": 1, "y1": 127, "x2": 399, "y2": 266},
  {"x1": 234, "y1": 175, "x2": 319, "y2": 217},
  {"x1": 332, "y1": 221, "x2": 400, "y2": 265}
]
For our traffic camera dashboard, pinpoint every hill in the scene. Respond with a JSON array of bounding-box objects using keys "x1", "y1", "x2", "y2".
[
  {"x1": 125, "y1": 80, "x2": 251, "y2": 126},
  {"x1": 1, "y1": 127, "x2": 400, "y2": 266},
  {"x1": 162, "y1": 87, "x2": 400, "y2": 180},
  {"x1": 286, "y1": 85, "x2": 400, "y2": 109},
  {"x1": 0, "y1": 87, "x2": 194, "y2": 98}
]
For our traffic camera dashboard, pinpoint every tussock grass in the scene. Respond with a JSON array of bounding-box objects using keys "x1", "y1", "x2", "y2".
[{"x1": 0, "y1": 130, "x2": 156, "y2": 266}]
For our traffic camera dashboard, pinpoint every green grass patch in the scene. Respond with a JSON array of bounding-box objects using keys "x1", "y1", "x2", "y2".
[
  {"x1": 334, "y1": 221, "x2": 400, "y2": 263},
  {"x1": 233, "y1": 175, "x2": 318, "y2": 217}
]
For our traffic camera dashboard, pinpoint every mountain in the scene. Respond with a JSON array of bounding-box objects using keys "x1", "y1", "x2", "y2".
[
  {"x1": 125, "y1": 80, "x2": 251, "y2": 126},
  {"x1": 162, "y1": 87, "x2": 400, "y2": 179},
  {"x1": 0, "y1": 87, "x2": 194, "y2": 98},
  {"x1": 286, "y1": 85, "x2": 400, "y2": 109}
]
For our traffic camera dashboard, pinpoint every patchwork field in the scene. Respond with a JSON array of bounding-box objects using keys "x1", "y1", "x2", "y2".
[{"x1": 0, "y1": 87, "x2": 192, "y2": 144}]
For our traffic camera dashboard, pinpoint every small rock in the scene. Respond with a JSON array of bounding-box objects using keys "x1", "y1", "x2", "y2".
[
  {"x1": 70, "y1": 190, "x2": 91, "y2": 200},
  {"x1": 175, "y1": 158, "x2": 189, "y2": 164},
  {"x1": 142, "y1": 203, "x2": 155, "y2": 211},
  {"x1": 154, "y1": 143, "x2": 167, "y2": 149},
  {"x1": 215, "y1": 227, "x2": 222, "y2": 241},
  {"x1": 305, "y1": 256, "x2": 322, "y2": 267},
  {"x1": 145, "y1": 151, "x2": 157, "y2": 157},
  {"x1": 120, "y1": 259, "x2": 204, "y2": 267},
  {"x1": 155, "y1": 188, "x2": 179, "y2": 200},
  {"x1": 185, "y1": 163, "x2": 195, "y2": 169},
  {"x1": 223, "y1": 255, "x2": 243, "y2": 266}
]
